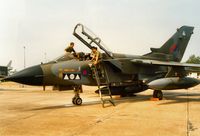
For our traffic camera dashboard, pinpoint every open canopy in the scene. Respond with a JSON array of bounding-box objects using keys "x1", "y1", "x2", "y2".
[{"x1": 73, "y1": 23, "x2": 113, "y2": 58}]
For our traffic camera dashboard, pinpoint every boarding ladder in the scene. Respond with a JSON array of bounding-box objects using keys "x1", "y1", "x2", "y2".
[{"x1": 91, "y1": 63, "x2": 115, "y2": 107}]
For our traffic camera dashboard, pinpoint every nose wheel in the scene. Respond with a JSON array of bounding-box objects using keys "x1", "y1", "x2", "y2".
[
  {"x1": 153, "y1": 90, "x2": 163, "y2": 100},
  {"x1": 72, "y1": 85, "x2": 83, "y2": 105},
  {"x1": 72, "y1": 97, "x2": 82, "y2": 105}
]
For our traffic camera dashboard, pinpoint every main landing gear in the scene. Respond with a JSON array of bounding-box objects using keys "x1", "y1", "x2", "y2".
[
  {"x1": 72, "y1": 85, "x2": 83, "y2": 105},
  {"x1": 153, "y1": 90, "x2": 163, "y2": 100}
]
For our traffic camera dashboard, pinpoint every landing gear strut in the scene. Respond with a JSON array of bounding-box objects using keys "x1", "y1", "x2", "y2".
[
  {"x1": 153, "y1": 90, "x2": 163, "y2": 100},
  {"x1": 72, "y1": 85, "x2": 83, "y2": 105}
]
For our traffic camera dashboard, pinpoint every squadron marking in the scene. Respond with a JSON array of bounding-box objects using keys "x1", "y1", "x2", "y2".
[{"x1": 63, "y1": 73, "x2": 81, "y2": 80}]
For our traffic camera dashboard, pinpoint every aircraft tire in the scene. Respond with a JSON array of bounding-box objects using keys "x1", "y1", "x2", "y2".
[
  {"x1": 72, "y1": 97, "x2": 77, "y2": 104},
  {"x1": 75, "y1": 97, "x2": 82, "y2": 105},
  {"x1": 153, "y1": 90, "x2": 163, "y2": 100}
]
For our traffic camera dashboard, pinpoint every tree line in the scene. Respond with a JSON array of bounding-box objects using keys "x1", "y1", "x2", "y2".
[{"x1": 186, "y1": 55, "x2": 200, "y2": 64}]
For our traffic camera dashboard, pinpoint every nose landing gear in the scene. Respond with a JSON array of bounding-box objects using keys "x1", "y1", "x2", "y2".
[
  {"x1": 72, "y1": 85, "x2": 83, "y2": 105},
  {"x1": 72, "y1": 96, "x2": 82, "y2": 105}
]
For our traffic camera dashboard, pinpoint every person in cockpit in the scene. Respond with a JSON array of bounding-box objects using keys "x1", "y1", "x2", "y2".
[
  {"x1": 65, "y1": 42, "x2": 76, "y2": 59},
  {"x1": 65, "y1": 42, "x2": 76, "y2": 54}
]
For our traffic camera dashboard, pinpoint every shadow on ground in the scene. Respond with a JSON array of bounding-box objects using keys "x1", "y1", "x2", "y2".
[{"x1": 27, "y1": 90, "x2": 200, "y2": 111}]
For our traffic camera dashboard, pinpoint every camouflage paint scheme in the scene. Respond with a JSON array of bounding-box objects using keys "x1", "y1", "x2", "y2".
[{"x1": 3, "y1": 24, "x2": 200, "y2": 98}]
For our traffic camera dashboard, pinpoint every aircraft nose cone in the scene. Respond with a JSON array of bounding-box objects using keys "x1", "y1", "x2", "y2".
[{"x1": 4, "y1": 65, "x2": 44, "y2": 85}]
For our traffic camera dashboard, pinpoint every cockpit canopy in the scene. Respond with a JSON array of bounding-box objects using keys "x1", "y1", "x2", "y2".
[{"x1": 73, "y1": 23, "x2": 113, "y2": 58}]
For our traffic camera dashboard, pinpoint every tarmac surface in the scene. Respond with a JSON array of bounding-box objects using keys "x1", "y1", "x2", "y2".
[{"x1": 0, "y1": 82, "x2": 200, "y2": 136}]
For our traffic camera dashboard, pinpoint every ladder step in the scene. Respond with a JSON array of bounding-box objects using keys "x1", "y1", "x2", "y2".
[
  {"x1": 99, "y1": 83, "x2": 107, "y2": 86},
  {"x1": 101, "y1": 99, "x2": 115, "y2": 107},
  {"x1": 102, "y1": 98, "x2": 113, "y2": 101},
  {"x1": 101, "y1": 94, "x2": 111, "y2": 96}
]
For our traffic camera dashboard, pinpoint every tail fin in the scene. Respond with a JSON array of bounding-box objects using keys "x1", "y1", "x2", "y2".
[
  {"x1": 144, "y1": 26, "x2": 194, "y2": 62},
  {"x1": 7, "y1": 60, "x2": 12, "y2": 67},
  {"x1": 7, "y1": 60, "x2": 13, "y2": 71}
]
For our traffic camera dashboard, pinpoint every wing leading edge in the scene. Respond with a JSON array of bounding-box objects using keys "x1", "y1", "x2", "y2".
[{"x1": 131, "y1": 59, "x2": 200, "y2": 68}]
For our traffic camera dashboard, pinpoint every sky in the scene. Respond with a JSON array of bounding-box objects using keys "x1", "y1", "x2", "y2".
[{"x1": 0, "y1": 0, "x2": 200, "y2": 71}]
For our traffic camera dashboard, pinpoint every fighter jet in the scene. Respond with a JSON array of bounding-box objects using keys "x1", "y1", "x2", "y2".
[
  {"x1": 2, "y1": 24, "x2": 200, "y2": 107},
  {"x1": 0, "y1": 60, "x2": 12, "y2": 78}
]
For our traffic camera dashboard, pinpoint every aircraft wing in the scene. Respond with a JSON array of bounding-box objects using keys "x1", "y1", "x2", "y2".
[
  {"x1": 131, "y1": 59, "x2": 200, "y2": 68},
  {"x1": 104, "y1": 58, "x2": 200, "y2": 74}
]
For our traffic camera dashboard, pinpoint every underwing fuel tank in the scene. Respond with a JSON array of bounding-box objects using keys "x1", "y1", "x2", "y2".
[{"x1": 148, "y1": 77, "x2": 200, "y2": 90}]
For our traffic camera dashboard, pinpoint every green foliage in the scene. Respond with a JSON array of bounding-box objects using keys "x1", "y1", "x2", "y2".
[{"x1": 186, "y1": 55, "x2": 200, "y2": 64}]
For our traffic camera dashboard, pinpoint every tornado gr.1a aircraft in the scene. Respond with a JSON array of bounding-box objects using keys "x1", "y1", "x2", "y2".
[{"x1": 2, "y1": 24, "x2": 200, "y2": 107}]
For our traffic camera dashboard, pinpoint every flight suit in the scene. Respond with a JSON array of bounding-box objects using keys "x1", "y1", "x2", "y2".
[
  {"x1": 65, "y1": 46, "x2": 76, "y2": 59},
  {"x1": 65, "y1": 46, "x2": 76, "y2": 53},
  {"x1": 91, "y1": 50, "x2": 101, "y2": 65}
]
